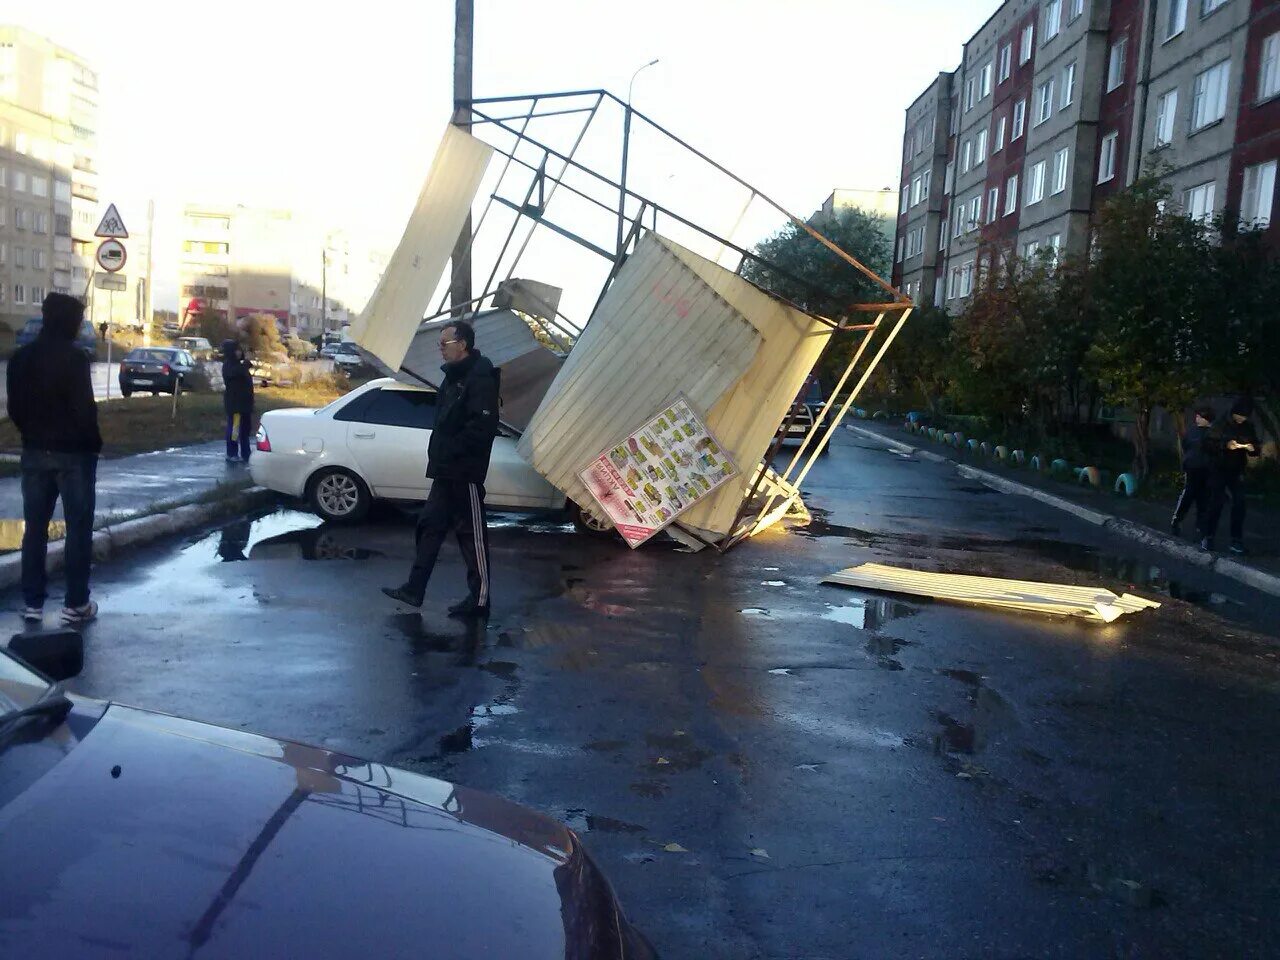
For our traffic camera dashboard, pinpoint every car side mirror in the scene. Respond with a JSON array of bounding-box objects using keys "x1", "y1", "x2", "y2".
[{"x1": 9, "y1": 629, "x2": 85, "y2": 682}]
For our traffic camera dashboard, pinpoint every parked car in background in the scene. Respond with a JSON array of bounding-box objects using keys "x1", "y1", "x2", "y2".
[
  {"x1": 320, "y1": 342, "x2": 341, "y2": 359},
  {"x1": 249, "y1": 351, "x2": 290, "y2": 384},
  {"x1": 773, "y1": 375, "x2": 829, "y2": 454},
  {"x1": 118, "y1": 347, "x2": 197, "y2": 396},
  {"x1": 0, "y1": 638, "x2": 655, "y2": 959},
  {"x1": 175, "y1": 336, "x2": 215, "y2": 359},
  {"x1": 15, "y1": 317, "x2": 98, "y2": 357},
  {"x1": 330, "y1": 341, "x2": 366, "y2": 371},
  {"x1": 251, "y1": 378, "x2": 606, "y2": 532}
]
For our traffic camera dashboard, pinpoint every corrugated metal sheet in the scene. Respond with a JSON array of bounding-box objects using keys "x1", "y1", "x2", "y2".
[
  {"x1": 350, "y1": 125, "x2": 493, "y2": 370},
  {"x1": 518, "y1": 233, "x2": 832, "y2": 538}
]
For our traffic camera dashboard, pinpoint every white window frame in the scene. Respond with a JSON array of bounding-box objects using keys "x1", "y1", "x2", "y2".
[
  {"x1": 970, "y1": 195, "x2": 982, "y2": 231},
  {"x1": 1068, "y1": 0, "x2": 1084, "y2": 21},
  {"x1": 965, "y1": 77, "x2": 976, "y2": 111},
  {"x1": 1027, "y1": 160, "x2": 1048, "y2": 204},
  {"x1": 939, "y1": 220, "x2": 948, "y2": 249},
  {"x1": 31, "y1": 176, "x2": 47, "y2": 198},
  {"x1": 1167, "y1": 0, "x2": 1187, "y2": 39},
  {"x1": 999, "y1": 44, "x2": 1012, "y2": 82},
  {"x1": 13, "y1": 170, "x2": 26, "y2": 193},
  {"x1": 14, "y1": 284, "x2": 25, "y2": 305},
  {"x1": 961, "y1": 139, "x2": 973, "y2": 173},
  {"x1": 1052, "y1": 147, "x2": 1070, "y2": 194},
  {"x1": 1155, "y1": 89, "x2": 1178, "y2": 146},
  {"x1": 1020, "y1": 24, "x2": 1035, "y2": 64},
  {"x1": 1240, "y1": 159, "x2": 1276, "y2": 228},
  {"x1": 980, "y1": 62, "x2": 993, "y2": 99},
  {"x1": 1024, "y1": 240, "x2": 1041, "y2": 260},
  {"x1": 1012, "y1": 99, "x2": 1027, "y2": 139},
  {"x1": 1107, "y1": 37, "x2": 1128, "y2": 92},
  {"x1": 14, "y1": 246, "x2": 24, "y2": 268},
  {"x1": 1047, "y1": 234, "x2": 1063, "y2": 262},
  {"x1": 1191, "y1": 60, "x2": 1230, "y2": 130},
  {"x1": 995, "y1": 115, "x2": 1007, "y2": 151},
  {"x1": 1061, "y1": 62, "x2": 1077, "y2": 109},
  {"x1": 1098, "y1": 131, "x2": 1118, "y2": 182},
  {"x1": 1184, "y1": 180, "x2": 1216, "y2": 222},
  {"x1": 32, "y1": 249, "x2": 44, "y2": 270},
  {"x1": 944, "y1": 161, "x2": 955, "y2": 193},
  {"x1": 961, "y1": 261, "x2": 975, "y2": 297},
  {"x1": 987, "y1": 187, "x2": 1000, "y2": 223},
  {"x1": 1036, "y1": 80, "x2": 1055, "y2": 124},
  {"x1": 1201, "y1": 0, "x2": 1228, "y2": 16},
  {"x1": 1005, "y1": 174, "x2": 1020, "y2": 215},
  {"x1": 954, "y1": 214, "x2": 964, "y2": 238},
  {"x1": 1258, "y1": 32, "x2": 1279, "y2": 103},
  {"x1": 1045, "y1": 0, "x2": 1062, "y2": 40},
  {"x1": 975, "y1": 129, "x2": 988, "y2": 165}
]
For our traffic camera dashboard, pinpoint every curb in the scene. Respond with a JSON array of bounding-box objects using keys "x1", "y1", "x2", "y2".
[
  {"x1": 848, "y1": 424, "x2": 1280, "y2": 597},
  {"x1": 0, "y1": 486, "x2": 277, "y2": 592}
]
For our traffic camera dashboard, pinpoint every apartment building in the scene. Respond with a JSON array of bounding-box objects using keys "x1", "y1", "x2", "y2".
[
  {"x1": 816, "y1": 187, "x2": 902, "y2": 244},
  {"x1": 894, "y1": 0, "x2": 1280, "y2": 309}
]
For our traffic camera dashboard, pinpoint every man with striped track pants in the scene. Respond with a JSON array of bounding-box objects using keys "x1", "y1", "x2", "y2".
[{"x1": 382, "y1": 320, "x2": 499, "y2": 618}]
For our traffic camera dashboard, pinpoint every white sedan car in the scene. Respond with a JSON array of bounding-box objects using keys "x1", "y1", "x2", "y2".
[{"x1": 250, "y1": 378, "x2": 604, "y2": 530}]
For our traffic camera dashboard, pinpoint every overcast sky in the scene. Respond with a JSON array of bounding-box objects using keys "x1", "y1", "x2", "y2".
[{"x1": 6, "y1": 0, "x2": 994, "y2": 309}]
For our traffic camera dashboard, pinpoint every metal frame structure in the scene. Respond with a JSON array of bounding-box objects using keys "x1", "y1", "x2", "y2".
[{"x1": 436, "y1": 90, "x2": 913, "y2": 547}]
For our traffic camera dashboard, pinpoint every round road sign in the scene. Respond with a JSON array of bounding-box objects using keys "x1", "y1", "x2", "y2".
[{"x1": 96, "y1": 239, "x2": 127, "y2": 273}]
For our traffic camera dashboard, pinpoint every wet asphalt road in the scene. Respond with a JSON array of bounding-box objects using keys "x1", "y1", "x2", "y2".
[{"x1": 18, "y1": 428, "x2": 1280, "y2": 959}]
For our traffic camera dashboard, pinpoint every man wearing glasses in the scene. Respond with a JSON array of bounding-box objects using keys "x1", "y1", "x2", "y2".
[{"x1": 383, "y1": 320, "x2": 499, "y2": 617}]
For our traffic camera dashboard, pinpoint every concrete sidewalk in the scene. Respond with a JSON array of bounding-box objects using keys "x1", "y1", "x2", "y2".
[{"x1": 849, "y1": 421, "x2": 1280, "y2": 598}]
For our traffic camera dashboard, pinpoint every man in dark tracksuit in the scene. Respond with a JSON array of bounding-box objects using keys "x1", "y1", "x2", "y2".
[
  {"x1": 7, "y1": 293, "x2": 102, "y2": 624},
  {"x1": 383, "y1": 321, "x2": 499, "y2": 617},
  {"x1": 221, "y1": 339, "x2": 254, "y2": 462},
  {"x1": 1201, "y1": 395, "x2": 1261, "y2": 555},
  {"x1": 1171, "y1": 405, "x2": 1216, "y2": 537}
]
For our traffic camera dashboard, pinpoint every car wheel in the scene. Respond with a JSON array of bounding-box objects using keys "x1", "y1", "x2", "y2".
[
  {"x1": 309, "y1": 468, "x2": 371, "y2": 523},
  {"x1": 569, "y1": 501, "x2": 618, "y2": 538},
  {"x1": 120, "y1": 387, "x2": 132, "y2": 398}
]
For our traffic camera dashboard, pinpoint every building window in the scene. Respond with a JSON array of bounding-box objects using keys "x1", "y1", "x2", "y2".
[
  {"x1": 1191, "y1": 60, "x2": 1230, "y2": 130},
  {"x1": 1107, "y1": 37, "x2": 1128, "y2": 91},
  {"x1": 965, "y1": 77, "x2": 976, "y2": 111},
  {"x1": 970, "y1": 195, "x2": 982, "y2": 230},
  {"x1": 1020, "y1": 24, "x2": 1035, "y2": 64},
  {"x1": 1012, "y1": 99, "x2": 1027, "y2": 139},
  {"x1": 999, "y1": 44, "x2": 1012, "y2": 82},
  {"x1": 0, "y1": 166, "x2": 5, "y2": 188},
  {"x1": 939, "y1": 220, "x2": 948, "y2": 248},
  {"x1": 14, "y1": 246, "x2": 24, "y2": 268},
  {"x1": 31, "y1": 286, "x2": 44, "y2": 304},
  {"x1": 1061, "y1": 62, "x2": 1077, "y2": 108},
  {"x1": 1027, "y1": 160, "x2": 1048, "y2": 204},
  {"x1": 1068, "y1": 0, "x2": 1084, "y2": 20},
  {"x1": 944, "y1": 162, "x2": 955, "y2": 193},
  {"x1": 1155, "y1": 89, "x2": 1178, "y2": 146},
  {"x1": 975, "y1": 129, "x2": 988, "y2": 165},
  {"x1": 13, "y1": 171, "x2": 26, "y2": 193},
  {"x1": 995, "y1": 115, "x2": 1007, "y2": 151},
  {"x1": 15, "y1": 132, "x2": 28, "y2": 155},
  {"x1": 33, "y1": 213, "x2": 46, "y2": 234},
  {"x1": 1036, "y1": 80, "x2": 1055, "y2": 124},
  {"x1": 1052, "y1": 147, "x2": 1070, "y2": 193},
  {"x1": 1024, "y1": 240, "x2": 1041, "y2": 259},
  {"x1": 1045, "y1": 0, "x2": 1062, "y2": 40},
  {"x1": 1200, "y1": 0, "x2": 1228, "y2": 16},
  {"x1": 1184, "y1": 180, "x2": 1216, "y2": 222},
  {"x1": 1047, "y1": 234, "x2": 1063, "y2": 261},
  {"x1": 980, "y1": 62, "x2": 993, "y2": 98},
  {"x1": 33, "y1": 249, "x2": 44, "y2": 269},
  {"x1": 961, "y1": 138, "x2": 972, "y2": 173},
  {"x1": 0, "y1": 243, "x2": 5, "y2": 265},
  {"x1": 14, "y1": 284, "x2": 24, "y2": 305},
  {"x1": 31, "y1": 176, "x2": 47, "y2": 198},
  {"x1": 1005, "y1": 175, "x2": 1020, "y2": 215},
  {"x1": 949, "y1": 99, "x2": 959, "y2": 135},
  {"x1": 1259, "y1": 32, "x2": 1279, "y2": 102},
  {"x1": 1167, "y1": 0, "x2": 1187, "y2": 38},
  {"x1": 934, "y1": 277, "x2": 944, "y2": 307},
  {"x1": 987, "y1": 187, "x2": 1000, "y2": 223},
  {"x1": 896, "y1": 237, "x2": 904, "y2": 263},
  {"x1": 900, "y1": 186, "x2": 910, "y2": 215},
  {"x1": 14, "y1": 207, "x2": 27, "y2": 230},
  {"x1": 1098, "y1": 131, "x2": 1118, "y2": 182},
  {"x1": 921, "y1": 174, "x2": 930, "y2": 202},
  {"x1": 54, "y1": 180, "x2": 71, "y2": 202},
  {"x1": 961, "y1": 261, "x2": 975, "y2": 297},
  {"x1": 1240, "y1": 160, "x2": 1276, "y2": 228},
  {"x1": 911, "y1": 176, "x2": 922, "y2": 207},
  {"x1": 954, "y1": 214, "x2": 964, "y2": 238}
]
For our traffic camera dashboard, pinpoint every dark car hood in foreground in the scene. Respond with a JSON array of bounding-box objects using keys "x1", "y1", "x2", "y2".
[{"x1": 0, "y1": 703, "x2": 646, "y2": 959}]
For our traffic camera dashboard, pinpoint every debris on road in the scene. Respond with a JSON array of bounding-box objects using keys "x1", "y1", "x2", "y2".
[{"x1": 823, "y1": 563, "x2": 1161, "y2": 622}]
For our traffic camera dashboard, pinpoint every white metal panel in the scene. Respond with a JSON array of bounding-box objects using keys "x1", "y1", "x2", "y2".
[
  {"x1": 518, "y1": 234, "x2": 762, "y2": 518},
  {"x1": 350, "y1": 125, "x2": 493, "y2": 370}
]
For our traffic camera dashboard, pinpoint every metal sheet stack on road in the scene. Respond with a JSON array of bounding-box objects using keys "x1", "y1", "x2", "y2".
[{"x1": 823, "y1": 563, "x2": 1161, "y2": 623}]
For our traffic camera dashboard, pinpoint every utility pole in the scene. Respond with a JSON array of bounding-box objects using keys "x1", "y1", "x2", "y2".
[
  {"x1": 321, "y1": 240, "x2": 327, "y2": 336},
  {"x1": 143, "y1": 199, "x2": 155, "y2": 346},
  {"x1": 449, "y1": 0, "x2": 474, "y2": 317}
]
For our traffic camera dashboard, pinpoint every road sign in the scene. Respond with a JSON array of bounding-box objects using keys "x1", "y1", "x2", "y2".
[
  {"x1": 94, "y1": 273, "x2": 126, "y2": 291},
  {"x1": 96, "y1": 239, "x2": 127, "y2": 272},
  {"x1": 94, "y1": 203, "x2": 129, "y2": 238}
]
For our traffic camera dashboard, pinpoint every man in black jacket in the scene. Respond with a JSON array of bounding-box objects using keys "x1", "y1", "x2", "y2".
[
  {"x1": 7, "y1": 293, "x2": 102, "y2": 624},
  {"x1": 221, "y1": 338, "x2": 254, "y2": 462},
  {"x1": 383, "y1": 320, "x2": 499, "y2": 616},
  {"x1": 1171, "y1": 405, "x2": 1216, "y2": 537},
  {"x1": 1201, "y1": 395, "x2": 1262, "y2": 555}
]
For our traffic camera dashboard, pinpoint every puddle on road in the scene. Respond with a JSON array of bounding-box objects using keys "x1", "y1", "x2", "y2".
[
  {"x1": 558, "y1": 809, "x2": 647, "y2": 835},
  {"x1": 488, "y1": 512, "x2": 575, "y2": 535},
  {"x1": 926, "y1": 675, "x2": 1017, "y2": 756},
  {"x1": 823, "y1": 598, "x2": 919, "y2": 631}
]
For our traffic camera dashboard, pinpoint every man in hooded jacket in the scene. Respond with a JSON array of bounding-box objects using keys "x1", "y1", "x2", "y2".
[
  {"x1": 7, "y1": 293, "x2": 102, "y2": 624},
  {"x1": 382, "y1": 320, "x2": 499, "y2": 617},
  {"x1": 221, "y1": 338, "x2": 254, "y2": 462},
  {"x1": 1201, "y1": 395, "x2": 1261, "y2": 555}
]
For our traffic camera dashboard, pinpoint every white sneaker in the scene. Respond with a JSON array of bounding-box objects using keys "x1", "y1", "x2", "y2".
[
  {"x1": 60, "y1": 600, "x2": 98, "y2": 625},
  {"x1": 21, "y1": 606, "x2": 41, "y2": 622}
]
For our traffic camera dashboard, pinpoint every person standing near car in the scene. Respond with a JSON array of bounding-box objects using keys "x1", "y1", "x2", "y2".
[
  {"x1": 6, "y1": 293, "x2": 102, "y2": 625},
  {"x1": 1201, "y1": 395, "x2": 1261, "y2": 555},
  {"x1": 383, "y1": 321, "x2": 499, "y2": 618},
  {"x1": 221, "y1": 338, "x2": 254, "y2": 463}
]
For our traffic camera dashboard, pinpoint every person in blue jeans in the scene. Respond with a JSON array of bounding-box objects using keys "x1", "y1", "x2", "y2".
[
  {"x1": 6, "y1": 293, "x2": 102, "y2": 624},
  {"x1": 221, "y1": 338, "x2": 254, "y2": 462}
]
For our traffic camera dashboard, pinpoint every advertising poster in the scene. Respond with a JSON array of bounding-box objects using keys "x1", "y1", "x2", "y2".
[{"x1": 577, "y1": 396, "x2": 739, "y2": 548}]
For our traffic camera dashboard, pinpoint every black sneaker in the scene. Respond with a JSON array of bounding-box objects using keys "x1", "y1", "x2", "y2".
[
  {"x1": 1229, "y1": 540, "x2": 1246, "y2": 555},
  {"x1": 381, "y1": 586, "x2": 423, "y2": 608},
  {"x1": 1199, "y1": 537, "x2": 1213, "y2": 552},
  {"x1": 448, "y1": 599, "x2": 490, "y2": 618}
]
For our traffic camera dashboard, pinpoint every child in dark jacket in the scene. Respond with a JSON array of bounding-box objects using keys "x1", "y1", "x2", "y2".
[{"x1": 1171, "y1": 405, "x2": 1216, "y2": 538}]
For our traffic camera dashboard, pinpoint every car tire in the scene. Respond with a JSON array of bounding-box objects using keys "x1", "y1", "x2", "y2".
[
  {"x1": 308, "y1": 468, "x2": 371, "y2": 523},
  {"x1": 569, "y1": 501, "x2": 619, "y2": 538},
  {"x1": 120, "y1": 387, "x2": 132, "y2": 398}
]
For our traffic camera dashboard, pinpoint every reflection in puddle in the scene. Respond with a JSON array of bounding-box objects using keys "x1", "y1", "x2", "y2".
[
  {"x1": 929, "y1": 685, "x2": 1015, "y2": 756},
  {"x1": 740, "y1": 608, "x2": 772, "y2": 618},
  {"x1": 824, "y1": 598, "x2": 918, "y2": 630},
  {"x1": 487, "y1": 512, "x2": 575, "y2": 535},
  {"x1": 558, "y1": 809, "x2": 647, "y2": 835}
]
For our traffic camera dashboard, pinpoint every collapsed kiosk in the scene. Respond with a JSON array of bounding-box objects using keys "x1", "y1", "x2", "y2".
[{"x1": 350, "y1": 91, "x2": 913, "y2": 551}]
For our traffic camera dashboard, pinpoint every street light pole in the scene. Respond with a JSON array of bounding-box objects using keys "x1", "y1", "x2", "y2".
[
  {"x1": 617, "y1": 58, "x2": 659, "y2": 260},
  {"x1": 450, "y1": 0, "x2": 474, "y2": 318}
]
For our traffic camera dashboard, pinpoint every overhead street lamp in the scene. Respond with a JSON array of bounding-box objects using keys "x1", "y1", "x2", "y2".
[{"x1": 618, "y1": 58, "x2": 660, "y2": 258}]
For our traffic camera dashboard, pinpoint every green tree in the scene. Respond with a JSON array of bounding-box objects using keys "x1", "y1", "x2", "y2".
[
  {"x1": 1087, "y1": 174, "x2": 1215, "y2": 477},
  {"x1": 880, "y1": 303, "x2": 952, "y2": 413},
  {"x1": 194, "y1": 307, "x2": 233, "y2": 347},
  {"x1": 240, "y1": 313, "x2": 286, "y2": 359}
]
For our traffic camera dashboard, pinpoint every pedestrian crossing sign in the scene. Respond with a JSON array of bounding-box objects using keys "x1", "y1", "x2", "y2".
[{"x1": 94, "y1": 203, "x2": 129, "y2": 239}]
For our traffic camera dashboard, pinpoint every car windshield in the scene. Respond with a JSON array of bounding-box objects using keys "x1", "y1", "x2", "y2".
[{"x1": 127, "y1": 349, "x2": 176, "y2": 362}]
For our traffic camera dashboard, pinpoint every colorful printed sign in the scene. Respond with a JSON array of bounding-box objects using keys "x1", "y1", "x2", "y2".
[{"x1": 578, "y1": 396, "x2": 739, "y2": 548}]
